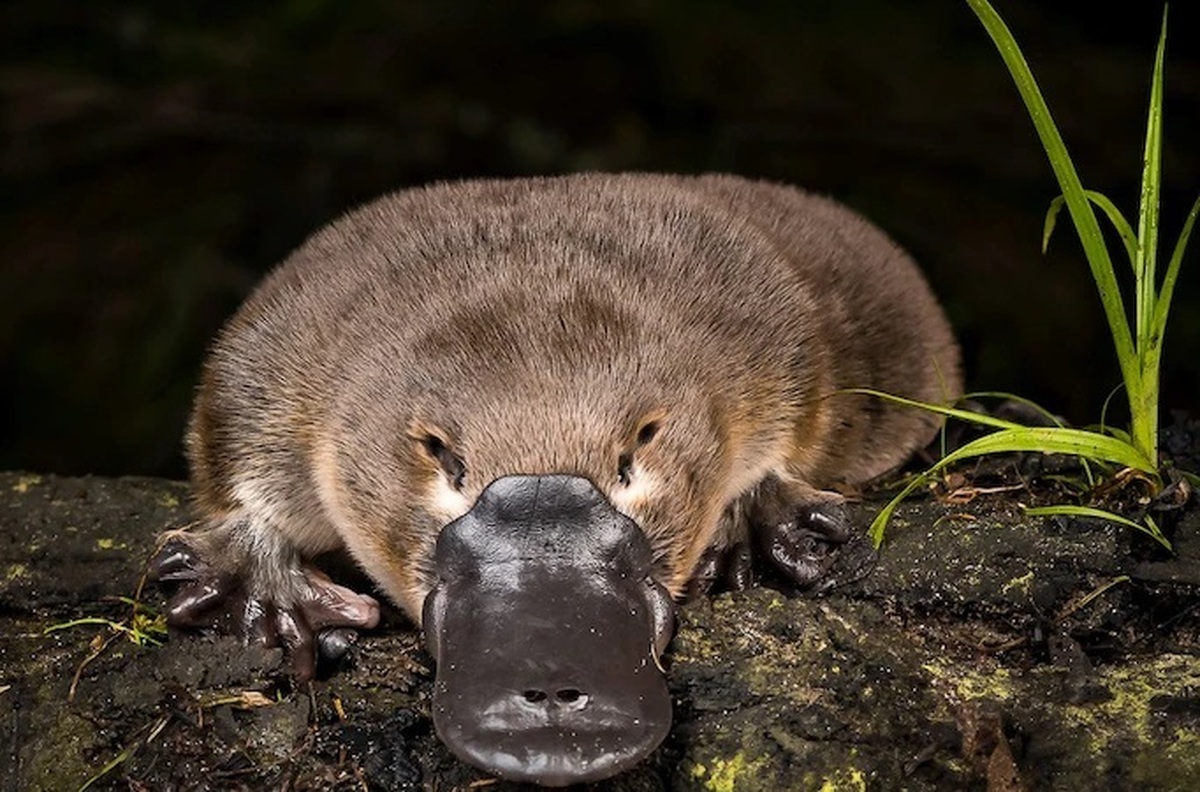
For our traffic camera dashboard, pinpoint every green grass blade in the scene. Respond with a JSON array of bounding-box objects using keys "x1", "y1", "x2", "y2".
[
  {"x1": 79, "y1": 745, "x2": 137, "y2": 792},
  {"x1": 1142, "y1": 191, "x2": 1200, "y2": 456},
  {"x1": 1025, "y1": 504, "x2": 1171, "y2": 550},
  {"x1": 846, "y1": 389, "x2": 1143, "y2": 461},
  {"x1": 1101, "y1": 425, "x2": 1133, "y2": 445},
  {"x1": 869, "y1": 475, "x2": 930, "y2": 547},
  {"x1": 852, "y1": 387, "x2": 1109, "y2": 487},
  {"x1": 933, "y1": 427, "x2": 1154, "y2": 472},
  {"x1": 870, "y1": 425, "x2": 1157, "y2": 546},
  {"x1": 1097, "y1": 381, "x2": 1126, "y2": 434},
  {"x1": 1151, "y1": 194, "x2": 1200, "y2": 345},
  {"x1": 963, "y1": 390, "x2": 1096, "y2": 484},
  {"x1": 1126, "y1": 7, "x2": 1170, "y2": 462},
  {"x1": 963, "y1": 390, "x2": 1066, "y2": 426},
  {"x1": 1042, "y1": 196, "x2": 1063, "y2": 254},
  {"x1": 1135, "y1": 8, "x2": 1167, "y2": 351},
  {"x1": 966, "y1": 0, "x2": 1139, "y2": 418},
  {"x1": 843, "y1": 388, "x2": 1026, "y2": 432},
  {"x1": 1044, "y1": 191, "x2": 1138, "y2": 267},
  {"x1": 43, "y1": 617, "x2": 114, "y2": 634}
]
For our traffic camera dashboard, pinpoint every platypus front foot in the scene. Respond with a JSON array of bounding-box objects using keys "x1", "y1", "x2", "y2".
[
  {"x1": 150, "y1": 536, "x2": 380, "y2": 681},
  {"x1": 747, "y1": 478, "x2": 865, "y2": 591}
]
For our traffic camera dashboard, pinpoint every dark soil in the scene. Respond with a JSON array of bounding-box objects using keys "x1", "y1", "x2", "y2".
[{"x1": 4, "y1": 430, "x2": 1200, "y2": 790}]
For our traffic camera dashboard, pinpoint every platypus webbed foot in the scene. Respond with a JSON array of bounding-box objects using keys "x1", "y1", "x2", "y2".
[
  {"x1": 150, "y1": 536, "x2": 380, "y2": 681},
  {"x1": 754, "y1": 499, "x2": 849, "y2": 587},
  {"x1": 747, "y1": 478, "x2": 859, "y2": 591}
]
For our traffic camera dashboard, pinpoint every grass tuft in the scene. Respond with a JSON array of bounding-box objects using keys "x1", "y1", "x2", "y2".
[{"x1": 871, "y1": 1, "x2": 1196, "y2": 548}]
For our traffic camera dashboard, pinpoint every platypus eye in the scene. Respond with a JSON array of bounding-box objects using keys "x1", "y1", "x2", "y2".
[
  {"x1": 422, "y1": 435, "x2": 466, "y2": 489},
  {"x1": 637, "y1": 421, "x2": 660, "y2": 445}
]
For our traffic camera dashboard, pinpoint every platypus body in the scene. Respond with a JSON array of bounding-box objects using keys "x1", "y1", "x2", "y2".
[{"x1": 153, "y1": 173, "x2": 961, "y2": 786}]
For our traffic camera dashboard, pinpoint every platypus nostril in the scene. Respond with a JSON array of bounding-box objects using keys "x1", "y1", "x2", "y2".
[
  {"x1": 556, "y1": 688, "x2": 585, "y2": 705},
  {"x1": 520, "y1": 688, "x2": 589, "y2": 708}
]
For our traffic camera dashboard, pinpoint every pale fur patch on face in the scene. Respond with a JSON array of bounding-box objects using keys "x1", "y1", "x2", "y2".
[
  {"x1": 608, "y1": 462, "x2": 662, "y2": 516},
  {"x1": 427, "y1": 473, "x2": 473, "y2": 524}
]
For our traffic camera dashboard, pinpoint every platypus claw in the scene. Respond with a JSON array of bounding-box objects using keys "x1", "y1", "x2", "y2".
[
  {"x1": 685, "y1": 541, "x2": 753, "y2": 598},
  {"x1": 149, "y1": 539, "x2": 380, "y2": 681}
]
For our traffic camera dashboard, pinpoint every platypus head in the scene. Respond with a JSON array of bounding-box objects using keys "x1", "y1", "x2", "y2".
[
  {"x1": 421, "y1": 474, "x2": 675, "y2": 787},
  {"x1": 360, "y1": 283, "x2": 741, "y2": 784}
]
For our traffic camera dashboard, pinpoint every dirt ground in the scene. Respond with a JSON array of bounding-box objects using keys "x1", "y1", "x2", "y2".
[{"x1": 3, "y1": 429, "x2": 1200, "y2": 790}]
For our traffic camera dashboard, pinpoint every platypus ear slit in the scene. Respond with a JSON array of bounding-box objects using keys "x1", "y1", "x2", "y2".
[{"x1": 421, "y1": 434, "x2": 467, "y2": 489}]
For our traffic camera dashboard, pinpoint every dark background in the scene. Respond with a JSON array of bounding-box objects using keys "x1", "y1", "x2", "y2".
[{"x1": 2, "y1": 0, "x2": 1197, "y2": 479}]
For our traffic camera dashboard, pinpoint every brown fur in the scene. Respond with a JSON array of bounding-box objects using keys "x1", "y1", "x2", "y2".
[{"x1": 185, "y1": 173, "x2": 961, "y2": 619}]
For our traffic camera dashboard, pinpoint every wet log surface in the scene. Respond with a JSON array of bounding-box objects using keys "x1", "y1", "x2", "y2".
[{"x1": 2, "y1": 468, "x2": 1199, "y2": 791}]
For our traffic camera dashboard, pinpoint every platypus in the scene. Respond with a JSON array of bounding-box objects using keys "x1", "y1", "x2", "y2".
[{"x1": 151, "y1": 173, "x2": 961, "y2": 786}]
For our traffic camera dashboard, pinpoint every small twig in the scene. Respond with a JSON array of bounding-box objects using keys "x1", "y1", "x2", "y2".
[
  {"x1": 146, "y1": 717, "x2": 169, "y2": 743},
  {"x1": 1059, "y1": 575, "x2": 1130, "y2": 620},
  {"x1": 932, "y1": 512, "x2": 978, "y2": 529},
  {"x1": 76, "y1": 716, "x2": 168, "y2": 792},
  {"x1": 78, "y1": 743, "x2": 137, "y2": 792},
  {"x1": 68, "y1": 632, "x2": 120, "y2": 702},
  {"x1": 45, "y1": 618, "x2": 163, "y2": 646},
  {"x1": 941, "y1": 482, "x2": 1029, "y2": 505},
  {"x1": 981, "y1": 634, "x2": 1028, "y2": 654},
  {"x1": 198, "y1": 691, "x2": 274, "y2": 709},
  {"x1": 332, "y1": 694, "x2": 347, "y2": 722}
]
